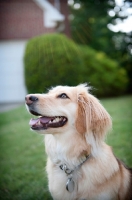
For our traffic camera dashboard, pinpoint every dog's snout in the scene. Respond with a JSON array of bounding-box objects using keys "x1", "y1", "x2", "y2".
[{"x1": 25, "y1": 95, "x2": 38, "y2": 105}]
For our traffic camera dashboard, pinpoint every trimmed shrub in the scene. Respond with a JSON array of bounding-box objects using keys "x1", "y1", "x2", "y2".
[
  {"x1": 24, "y1": 33, "x2": 84, "y2": 93},
  {"x1": 24, "y1": 33, "x2": 128, "y2": 97}
]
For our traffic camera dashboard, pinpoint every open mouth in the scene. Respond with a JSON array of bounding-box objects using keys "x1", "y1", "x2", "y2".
[{"x1": 29, "y1": 110, "x2": 68, "y2": 130}]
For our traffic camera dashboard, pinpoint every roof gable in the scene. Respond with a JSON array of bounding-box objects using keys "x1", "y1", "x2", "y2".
[{"x1": 33, "y1": 0, "x2": 65, "y2": 27}]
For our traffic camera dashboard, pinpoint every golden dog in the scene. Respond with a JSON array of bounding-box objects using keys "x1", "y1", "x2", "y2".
[{"x1": 25, "y1": 84, "x2": 132, "y2": 200}]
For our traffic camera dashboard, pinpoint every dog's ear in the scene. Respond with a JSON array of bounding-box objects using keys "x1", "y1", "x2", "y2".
[
  {"x1": 75, "y1": 94, "x2": 87, "y2": 134},
  {"x1": 76, "y1": 92, "x2": 112, "y2": 140}
]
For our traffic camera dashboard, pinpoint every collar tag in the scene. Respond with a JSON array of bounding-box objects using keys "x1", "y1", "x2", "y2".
[
  {"x1": 66, "y1": 177, "x2": 75, "y2": 192},
  {"x1": 59, "y1": 154, "x2": 90, "y2": 193}
]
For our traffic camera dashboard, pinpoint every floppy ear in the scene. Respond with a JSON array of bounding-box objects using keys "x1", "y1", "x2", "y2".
[{"x1": 76, "y1": 92, "x2": 112, "y2": 140}]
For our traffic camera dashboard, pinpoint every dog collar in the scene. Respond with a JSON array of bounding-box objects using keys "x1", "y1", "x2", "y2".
[{"x1": 59, "y1": 155, "x2": 90, "y2": 193}]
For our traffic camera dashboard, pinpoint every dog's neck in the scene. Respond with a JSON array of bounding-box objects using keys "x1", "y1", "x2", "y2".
[{"x1": 45, "y1": 131, "x2": 91, "y2": 169}]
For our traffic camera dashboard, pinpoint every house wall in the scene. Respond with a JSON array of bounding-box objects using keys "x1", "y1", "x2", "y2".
[
  {"x1": 48, "y1": 0, "x2": 71, "y2": 37},
  {"x1": 0, "y1": 0, "x2": 55, "y2": 103},
  {"x1": 0, "y1": 0, "x2": 69, "y2": 104},
  {"x1": 0, "y1": 41, "x2": 27, "y2": 103},
  {"x1": 0, "y1": 0, "x2": 55, "y2": 40}
]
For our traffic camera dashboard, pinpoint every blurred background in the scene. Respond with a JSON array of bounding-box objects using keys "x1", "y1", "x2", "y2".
[
  {"x1": 0, "y1": 1, "x2": 132, "y2": 200},
  {"x1": 0, "y1": 0, "x2": 132, "y2": 107}
]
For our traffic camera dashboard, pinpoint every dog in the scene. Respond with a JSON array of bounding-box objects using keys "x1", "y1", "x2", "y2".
[{"x1": 25, "y1": 84, "x2": 132, "y2": 200}]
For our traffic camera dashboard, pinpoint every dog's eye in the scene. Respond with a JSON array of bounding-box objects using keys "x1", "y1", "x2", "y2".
[{"x1": 58, "y1": 93, "x2": 69, "y2": 99}]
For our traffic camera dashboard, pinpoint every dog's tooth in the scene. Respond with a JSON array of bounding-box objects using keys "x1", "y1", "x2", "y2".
[
  {"x1": 56, "y1": 117, "x2": 60, "y2": 122},
  {"x1": 37, "y1": 120, "x2": 41, "y2": 125},
  {"x1": 48, "y1": 117, "x2": 66, "y2": 124},
  {"x1": 60, "y1": 117, "x2": 63, "y2": 122},
  {"x1": 52, "y1": 119, "x2": 57, "y2": 123}
]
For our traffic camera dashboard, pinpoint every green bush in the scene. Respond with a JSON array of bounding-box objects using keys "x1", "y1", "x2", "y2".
[
  {"x1": 24, "y1": 33, "x2": 84, "y2": 93},
  {"x1": 24, "y1": 33, "x2": 128, "y2": 97},
  {"x1": 79, "y1": 46, "x2": 128, "y2": 97}
]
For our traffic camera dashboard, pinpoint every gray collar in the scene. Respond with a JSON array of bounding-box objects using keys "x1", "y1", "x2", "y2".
[
  {"x1": 60, "y1": 154, "x2": 90, "y2": 175},
  {"x1": 59, "y1": 155, "x2": 91, "y2": 193}
]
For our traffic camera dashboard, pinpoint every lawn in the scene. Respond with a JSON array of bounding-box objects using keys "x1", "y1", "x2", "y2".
[{"x1": 0, "y1": 96, "x2": 132, "y2": 200}]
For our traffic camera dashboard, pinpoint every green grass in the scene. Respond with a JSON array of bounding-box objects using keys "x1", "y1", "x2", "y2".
[{"x1": 0, "y1": 96, "x2": 132, "y2": 200}]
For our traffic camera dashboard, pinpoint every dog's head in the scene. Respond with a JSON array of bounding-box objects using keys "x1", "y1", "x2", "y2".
[{"x1": 25, "y1": 84, "x2": 112, "y2": 140}]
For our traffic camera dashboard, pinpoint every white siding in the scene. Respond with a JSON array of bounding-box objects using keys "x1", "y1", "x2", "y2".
[{"x1": 0, "y1": 40, "x2": 27, "y2": 103}]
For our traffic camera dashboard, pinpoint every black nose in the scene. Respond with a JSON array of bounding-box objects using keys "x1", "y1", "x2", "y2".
[
  {"x1": 29, "y1": 96, "x2": 38, "y2": 102},
  {"x1": 25, "y1": 95, "x2": 38, "y2": 105}
]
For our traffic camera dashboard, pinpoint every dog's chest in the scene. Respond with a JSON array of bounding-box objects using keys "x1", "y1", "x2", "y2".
[
  {"x1": 44, "y1": 136, "x2": 118, "y2": 200},
  {"x1": 47, "y1": 160, "x2": 116, "y2": 200},
  {"x1": 45, "y1": 135, "x2": 72, "y2": 165}
]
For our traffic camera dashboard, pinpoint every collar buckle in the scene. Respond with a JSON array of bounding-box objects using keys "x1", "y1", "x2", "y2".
[{"x1": 60, "y1": 164, "x2": 73, "y2": 175}]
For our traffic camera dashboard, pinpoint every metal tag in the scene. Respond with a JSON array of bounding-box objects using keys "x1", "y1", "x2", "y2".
[{"x1": 66, "y1": 178, "x2": 75, "y2": 192}]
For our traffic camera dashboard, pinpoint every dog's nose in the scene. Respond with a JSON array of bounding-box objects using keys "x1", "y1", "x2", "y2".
[{"x1": 25, "y1": 95, "x2": 38, "y2": 105}]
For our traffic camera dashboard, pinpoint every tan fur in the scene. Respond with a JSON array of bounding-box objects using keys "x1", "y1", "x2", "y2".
[
  {"x1": 76, "y1": 92, "x2": 112, "y2": 140},
  {"x1": 26, "y1": 84, "x2": 132, "y2": 200}
]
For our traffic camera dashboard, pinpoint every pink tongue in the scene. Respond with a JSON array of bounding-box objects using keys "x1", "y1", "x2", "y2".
[
  {"x1": 29, "y1": 118, "x2": 39, "y2": 126},
  {"x1": 29, "y1": 117, "x2": 53, "y2": 126}
]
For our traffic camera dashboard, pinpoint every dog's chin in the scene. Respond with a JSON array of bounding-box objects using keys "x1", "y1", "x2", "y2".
[{"x1": 28, "y1": 109, "x2": 68, "y2": 132}]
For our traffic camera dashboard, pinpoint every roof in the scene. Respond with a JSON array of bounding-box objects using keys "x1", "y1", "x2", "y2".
[{"x1": 33, "y1": 0, "x2": 65, "y2": 28}]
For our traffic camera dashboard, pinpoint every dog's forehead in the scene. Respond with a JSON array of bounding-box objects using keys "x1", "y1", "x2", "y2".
[
  {"x1": 48, "y1": 84, "x2": 89, "y2": 98},
  {"x1": 48, "y1": 85, "x2": 76, "y2": 94}
]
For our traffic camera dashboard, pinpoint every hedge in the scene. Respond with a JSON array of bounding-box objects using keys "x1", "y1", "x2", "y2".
[
  {"x1": 79, "y1": 46, "x2": 128, "y2": 96},
  {"x1": 24, "y1": 33, "x2": 128, "y2": 97},
  {"x1": 24, "y1": 34, "x2": 84, "y2": 93}
]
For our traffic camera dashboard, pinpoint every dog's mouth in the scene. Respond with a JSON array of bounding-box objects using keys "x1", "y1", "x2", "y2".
[{"x1": 29, "y1": 110, "x2": 67, "y2": 130}]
